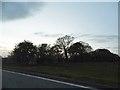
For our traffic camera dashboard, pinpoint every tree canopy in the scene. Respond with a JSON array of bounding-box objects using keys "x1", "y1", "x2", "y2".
[
  {"x1": 5, "y1": 35, "x2": 119, "y2": 65},
  {"x1": 68, "y1": 41, "x2": 92, "y2": 56},
  {"x1": 12, "y1": 40, "x2": 36, "y2": 64},
  {"x1": 56, "y1": 35, "x2": 74, "y2": 61}
]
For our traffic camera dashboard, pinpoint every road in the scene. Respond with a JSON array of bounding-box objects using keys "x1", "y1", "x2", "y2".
[{"x1": 2, "y1": 70, "x2": 97, "y2": 89}]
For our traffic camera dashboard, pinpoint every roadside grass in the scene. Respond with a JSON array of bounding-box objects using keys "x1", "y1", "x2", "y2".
[{"x1": 3, "y1": 62, "x2": 118, "y2": 87}]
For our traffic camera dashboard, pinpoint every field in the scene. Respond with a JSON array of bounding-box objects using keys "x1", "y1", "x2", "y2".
[{"x1": 3, "y1": 62, "x2": 118, "y2": 88}]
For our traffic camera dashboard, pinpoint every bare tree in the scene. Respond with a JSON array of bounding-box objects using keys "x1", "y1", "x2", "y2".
[{"x1": 56, "y1": 35, "x2": 74, "y2": 61}]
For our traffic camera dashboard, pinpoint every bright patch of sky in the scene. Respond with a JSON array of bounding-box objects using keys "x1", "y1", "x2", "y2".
[{"x1": 0, "y1": 2, "x2": 118, "y2": 57}]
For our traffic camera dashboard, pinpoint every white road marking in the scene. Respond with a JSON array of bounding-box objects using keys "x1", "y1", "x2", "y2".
[{"x1": 3, "y1": 70, "x2": 98, "y2": 90}]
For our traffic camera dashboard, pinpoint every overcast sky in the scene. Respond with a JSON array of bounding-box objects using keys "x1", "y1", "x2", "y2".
[{"x1": 0, "y1": 2, "x2": 118, "y2": 57}]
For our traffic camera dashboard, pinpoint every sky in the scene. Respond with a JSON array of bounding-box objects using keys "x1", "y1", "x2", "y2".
[{"x1": 0, "y1": 1, "x2": 118, "y2": 57}]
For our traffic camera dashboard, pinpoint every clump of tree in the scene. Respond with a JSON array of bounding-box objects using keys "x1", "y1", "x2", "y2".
[
  {"x1": 90, "y1": 49, "x2": 120, "y2": 62},
  {"x1": 68, "y1": 41, "x2": 93, "y2": 62},
  {"x1": 12, "y1": 40, "x2": 37, "y2": 64},
  {"x1": 68, "y1": 41, "x2": 93, "y2": 55},
  {"x1": 5, "y1": 35, "x2": 120, "y2": 65},
  {"x1": 36, "y1": 44, "x2": 50, "y2": 64},
  {"x1": 55, "y1": 35, "x2": 74, "y2": 63},
  {"x1": 49, "y1": 45, "x2": 63, "y2": 63}
]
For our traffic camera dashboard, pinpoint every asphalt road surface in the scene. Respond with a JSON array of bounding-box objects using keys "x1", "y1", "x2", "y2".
[{"x1": 2, "y1": 70, "x2": 97, "y2": 89}]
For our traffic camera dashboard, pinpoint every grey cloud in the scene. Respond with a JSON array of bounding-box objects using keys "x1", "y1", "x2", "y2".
[
  {"x1": 76, "y1": 34, "x2": 118, "y2": 43},
  {"x1": 71, "y1": 33, "x2": 92, "y2": 38},
  {"x1": 76, "y1": 34, "x2": 118, "y2": 39},
  {"x1": 2, "y1": 2, "x2": 44, "y2": 21},
  {"x1": 88, "y1": 38, "x2": 109, "y2": 43},
  {"x1": 34, "y1": 32, "x2": 44, "y2": 35},
  {"x1": 79, "y1": 34, "x2": 92, "y2": 37},
  {"x1": 90, "y1": 35, "x2": 118, "y2": 43},
  {"x1": 74, "y1": 34, "x2": 118, "y2": 54},
  {"x1": 93, "y1": 35, "x2": 118, "y2": 40},
  {"x1": 34, "y1": 32, "x2": 64, "y2": 38}
]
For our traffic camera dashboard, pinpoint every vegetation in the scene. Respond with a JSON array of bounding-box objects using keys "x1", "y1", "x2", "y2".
[
  {"x1": 12, "y1": 40, "x2": 37, "y2": 64},
  {"x1": 3, "y1": 62, "x2": 118, "y2": 88},
  {"x1": 3, "y1": 35, "x2": 119, "y2": 65},
  {"x1": 2, "y1": 35, "x2": 119, "y2": 88},
  {"x1": 55, "y1": 35, "x2": 74, "y2": 62}
]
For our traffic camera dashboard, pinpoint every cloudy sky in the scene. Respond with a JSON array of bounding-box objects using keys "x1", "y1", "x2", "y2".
[{"x1": 0, "y1": 1, "x2": 118, "y2": 57}]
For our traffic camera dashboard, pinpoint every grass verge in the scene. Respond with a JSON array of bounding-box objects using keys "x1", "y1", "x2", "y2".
[{"x1": 3, "y1": 62, "x2": 118, "y2": 88}]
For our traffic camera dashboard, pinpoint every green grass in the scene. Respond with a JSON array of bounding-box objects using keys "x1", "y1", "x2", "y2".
[{"x1": 3, "y1": 62, "x2": 118, "y2": 87}]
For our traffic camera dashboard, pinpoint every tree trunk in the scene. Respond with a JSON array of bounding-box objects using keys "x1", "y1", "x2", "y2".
[{"x1": 63, "y1": 47, "x2": 68, "y2": 62}]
